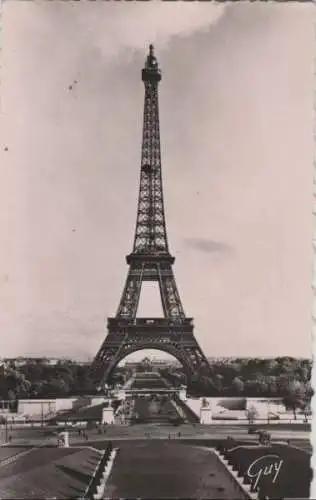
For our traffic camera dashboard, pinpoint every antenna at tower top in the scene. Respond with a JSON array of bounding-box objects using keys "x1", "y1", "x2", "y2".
[
  {"x1": 146, "y1": 44, "x2": 157, "y2": 66},
  {"x1": 143, "y1": 43, "x2": 161, "y2": 82}
]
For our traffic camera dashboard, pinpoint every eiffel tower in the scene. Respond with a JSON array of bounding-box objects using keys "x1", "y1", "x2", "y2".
[{"x1": 91, "y1": 45, "x2": 212, "y2": 392}]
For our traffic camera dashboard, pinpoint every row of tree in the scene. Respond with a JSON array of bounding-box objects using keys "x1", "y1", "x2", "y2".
[
  {"x1": 0, "y1": 361, "x2": 97, "y2": 401},
  {"x1": 158, "y1": 357, "x2": 312, "y2": 419},
  {"x1": 0, "y1": 356, "x2": 312, "y2": 405},
  {"x1": 159, "y1": 356, "x2": 312, "y2": 397}
]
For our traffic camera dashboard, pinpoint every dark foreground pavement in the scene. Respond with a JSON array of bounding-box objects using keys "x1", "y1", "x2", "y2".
[{"x1": 102, "y1": 440, "x2": 247, "y2": 499}]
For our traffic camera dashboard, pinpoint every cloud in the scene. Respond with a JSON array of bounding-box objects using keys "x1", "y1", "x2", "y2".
[
  {"x1": 184, "y1": 238, "x2": 233, "y2": 255},
  {"x1": 73, "y1": 2, "x2": 227, "y2": 59},
  {"x1": 1, "y1": 2, "x2": 312, "y2": 359},
  {"x1": 15, "y1": 1, "x2": 226, "y2": 69}
]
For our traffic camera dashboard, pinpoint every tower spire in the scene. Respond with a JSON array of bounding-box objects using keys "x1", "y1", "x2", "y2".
[
  {"x1": 145, "y1": 44, "x2": 158, "y2": 69},
  {"x1": 128, "y1": 44, "x2": 168, "y2": 261},
  {"x1": 142, "y1": 44, "x2": 161, "y2": 82}
]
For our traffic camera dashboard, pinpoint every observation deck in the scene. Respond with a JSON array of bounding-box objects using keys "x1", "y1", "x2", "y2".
[{"x1": 108, "y1": 317, "x2": 194, "y2": 334}]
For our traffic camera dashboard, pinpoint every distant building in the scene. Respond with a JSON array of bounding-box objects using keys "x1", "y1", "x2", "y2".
[
  {"x1": 123, "y1": 357, "x2": 179, "y2": 372},
  {"x1": 0, "y1": 357, "x2": 83, "y2": 367},
  {"x1": 124, "y1": 361, "x2": 140, "y2": 370}
]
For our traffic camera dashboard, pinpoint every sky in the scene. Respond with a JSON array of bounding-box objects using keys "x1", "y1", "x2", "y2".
[{"x1": 1, "y1": 1, "x2": 314, "y2": 361}]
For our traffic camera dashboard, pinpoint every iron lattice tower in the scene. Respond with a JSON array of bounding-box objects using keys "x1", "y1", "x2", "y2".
[{"x1": 91, "y1": 45, "x2": 212, "y2": 390}]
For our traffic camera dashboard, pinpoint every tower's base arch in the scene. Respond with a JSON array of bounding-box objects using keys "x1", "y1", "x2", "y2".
[{"x1": 91, "y1": 318, "x2": 213, "y2": 394}]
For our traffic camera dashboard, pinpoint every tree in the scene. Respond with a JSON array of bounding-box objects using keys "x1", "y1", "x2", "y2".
[
  {"x1": 264, "y1": 375, "x2": 278, "y2": 396},
  {"x1": 30, "y1": 381, "x2": 45, "y2": 398},
  {"x1": 295, "y1": 363, "x2": 311, "y2": 384},
  {"x1": 0, "y1": 356, "x2": 311, "y2": 400},
  {"x1": 283, "y1": 380, "x2": 306, "y2": 420},
  {"x1": 232, "y1": 377, "x2": 244, "y2": 395},
  {"x1": 45, "y1": 378, "x2": 70, "y2": 397},
  {"x1": 214, "y1": 374, "x2": 224, "y2": 393},
  {"x1": 246, "y1": 405, "x2": 259, "y2": 425},
  {"x1": 300, "y1": 399, "x2": 311, "y2": 422},
  {"x1": 299, "y1": 381, "x2": 312, "y2": 422},
  {"x1": 264, "y1": 359, "x2": 279, "y2": 375},
  {"x1": 7, "y1": 389, "x2": 16, "y2": 401},
  {"x1": 244, "y1": 380, "x2": 259, "y2": 397},
  {"x1": 253, "y1": 375, "x2": 269, "y2": 396}
]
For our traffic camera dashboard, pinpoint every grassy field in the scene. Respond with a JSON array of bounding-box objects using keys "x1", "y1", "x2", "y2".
[
  {"x1": 1, "y1": 424, "x2": 311, "y2": 499},
  {"x1": 0, "y1": 446, "x2": 101, "y2": 499},
  {"x1": 103, "y1": 440, "x2": 248, "y2": 499}
]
